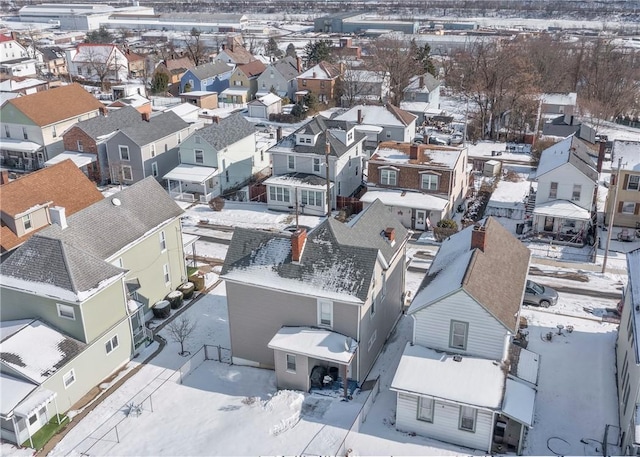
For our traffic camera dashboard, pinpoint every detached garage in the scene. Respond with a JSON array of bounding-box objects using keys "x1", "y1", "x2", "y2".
[{"x1": 248, "y1": 93, "x2": 282, "y2": 120}]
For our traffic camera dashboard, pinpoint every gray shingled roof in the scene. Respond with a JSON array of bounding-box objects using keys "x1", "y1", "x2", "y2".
[
  {"x1": 222, "y1": 199, "x2": 407, "y2": 302},
  {"x1": 191, "y1": 61, "x2": 234, "y2": 80},
  {"x1": 1, "y1": 236, "x2": 124, "y2": 296},
  {"x1": 274, "y1": 116, "x2": 367, "y2": 158},
  {"x1": 567, "y1": 137, "x2": 598, "y2": 182},
  {"x1": 1, "y1": 178, "x2": 184, "y2": 297},
  {"x1": 194, "y1": 112, "x2": 255, "y2": 150},
  {"x1": 272, "y1": 56, "x2": 301, "y2": 81},
  {"x1": 119, "y1": 110, "x2": 189, "y2": 147},
  {"x1": 73, "y1": 106, "x2": 145, "y2": 140}
]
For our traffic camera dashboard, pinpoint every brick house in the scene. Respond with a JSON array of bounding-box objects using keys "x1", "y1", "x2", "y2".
[
  {"x1": 296, "y1": 61, "x2": 342, "y2": 104},
  {"x1": 364, "y1": 142, "x2": 468, "y2": 230}
]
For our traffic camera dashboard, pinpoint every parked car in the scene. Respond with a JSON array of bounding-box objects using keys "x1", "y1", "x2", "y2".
[
  {"x1": 523, "y1": 280, "x2": 559, "y2": 308},
  {"x1": 428, "y1": 136, "x2": 449, "y2": 146},
  {"x1": 254, "y1": 122, "x2": 271, "y2": 133}
]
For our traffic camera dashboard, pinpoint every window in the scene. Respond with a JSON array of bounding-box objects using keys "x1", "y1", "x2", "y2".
[
  {"x1": 163, "y1": 264, "x2": 170, "y2": 284},
  {"x1": 417, "y1": 397, "x2": 434, "y2": 422},
  {"x1": 627, "y1": 175, "x2": 640, "y2": 191},
  {"x1": 22, "y1": 213, "x2": 32, "y2": 231},
  {"x1": 368, "y1": 329, "x2": 377, "y2": 351},
  {"x1": 318, "y1": 299, "x2": 333, "y2": 327},
  {"x1": 305, "y1": 138, "x2": 311, "y2": 144},
  {"x1": 622, "y1": 202, "x2": 636, "y2": 214},
  {"x1": 177, "y1": 132, "x2": 182, "y2": 144},
  {"x1": 57, "y1": 303, "x2": 75, "y2": 320},
  {"x1": 22, "y1": 127, "x2": 28, "y2": 140},
  {"x1": 269, "y1": 186, "x2": 290, "y2": 202},
  {"x1": 225, "y1": 170, "x2": 229, "y2": 183},
  {"x1": 459, "y1": 406, "x2": 476, "y2": 432},
  {"x1": 381, "y1": 271, "x2": 386, "y2": 298},
  {"x1": 286, "y1": 354, "x2": 296, "y2": 372},
  {"x1": 4, "y1": 124, "x2": 9, "y2": 137},
  {"x1": 105, "y1": 335, "x2": 119, "y2": 354},
  {"x1": 195, "y1": 149, "x2": 204, "y2": 164},
  {"x1": 195, "y1": 136, "x2": 201, "y2": 144},
  {"x1": 313, "y1": 158, "x2": 321, "y2": 172},
  {"x1": 122, "y1": 165, "x2": 133, "y2": 181},
  {"x1": 320, "y1": 80, "x2": 325, "y2": 88},
  {"x1": 159, "y1": 230, "x2": 166, "y2": 251},
  {"x1": 421, "y1": 174, "x2": 439, "y2": 191},
  {"x1": 549, "y1": 182, "x2": 558, "y2": 199},
  {"x1": 380, "y1": 169, "x2": 397, "y2": 186},
  {"x1": 119, "y1": 145, "x2": 130, "y2": 161},
  {"x1": 287, "y1": 155, "x2": 295, "y2": 171},
  {"x1": 572, "y1": 184, "x2": 581, "y2": 201},
  {"x1": 28, "y1": 413, "x2": 38, "y2": 426},
  {"x1": 302, "y1": 79, "x2": 307, "y2": 86},
  {"x1": 301, "y1": 189, "x2": 323, "y2": 207},
  {"x1": 63, "y1": 369, "x2": 76, "y2": 388},
  {"x1": 52, "y1": 125, "x2": 57, "y2": 138},
  {"x1": 150, "y1": 143, "x2": 156, "y2": 157},
  {"x1": 77, "y1": 140, "x2": 83, "y2": 151},
  {"x1": 449, "y1": 320, "x2": 468, "y2": 350},
  {"x1": 151, "y1": 162, "x2": 158, "y2": 177}
]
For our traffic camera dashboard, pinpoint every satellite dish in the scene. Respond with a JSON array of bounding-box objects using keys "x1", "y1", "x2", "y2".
[{"x1": 112, "y1": 197, "x2": 121, "y2": 206}]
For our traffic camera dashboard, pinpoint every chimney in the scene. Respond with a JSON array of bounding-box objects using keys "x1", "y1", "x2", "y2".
[
  {"x1": 313, "y1": 71, "x2": 317, "y2": 78},
  {"x1": 211, "y1": 115, "x2": 219, "y2": 124},
  {"x1": 409, "y1": 143, "x2": 419, "y2": 160},
  {"x1": 357, "y1": 109, "x2": 363, "y2": 124},
  {"x1": 291, "y1": 228, "x2": 307, "y2": 262},
  {"x1": 49, "y1": 206, "x2": 68, "y2": 229},
  {"x1": 596, "y1": 140, "x2": 606, "y2": 173},
  {"x1": 0, "y1": 170, "x2": 9, "y2": 185},
  {"x1": 221, "y1": 43, "x2": 226, "y2": 51},
  {"x1": 296, "y1": 56, "x2": 302, "y2": 73},
  {"x1": 384, "y1": 227, "x2": 395, "y2": 242},
  {"x1": 276, "y1": 126, "x2": 283, "y2": 141},
  {"x1": 142, "y1": 111, "x2": 151, "y2": 122},
  {"x1": 99, "y1": 106, "x2": 108, "y2": 116},
  {"x1": 471, "y1": 224, "x2": 486, "y2": 252},
  {"x1": 419, "y1": 75, "x2": 424, "y2": 87}
]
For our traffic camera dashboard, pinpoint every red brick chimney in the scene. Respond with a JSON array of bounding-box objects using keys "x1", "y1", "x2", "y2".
[
  {"x1": 384, "y1": 227, "x2": 395, "y2": 242},
  {"x1": 409, "y1": 143, "x2": 419, "y2": 160},
  {"x1": 291, "y1": 228, "x2": 307, "y2": 262},
  {"x1": 296, "y1": 56, "x2": 302, "y2": 73},
  {"x1": 0, "y1": 170, "x2": 9, "y2": 185},
  {"x1": 141, "y1": 111, "x2": 151, "y2": 122},
  {"x1": 419, "y1": 75, "x2": 424, "y2": 87},
  {"x1": 471, "y1": 224, "x2": 486, "y2": 252},
  {"x1": 357, "y1": 109, "x2": 363, "y2": 124}
]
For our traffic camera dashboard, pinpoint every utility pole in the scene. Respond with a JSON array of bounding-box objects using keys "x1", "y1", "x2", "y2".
[
  {"x1": 602, "y1": 157, "x2": 622, "y2": 274},
  {"x1": 325, "y1": 132, "x2": 331, "y2": 218}
]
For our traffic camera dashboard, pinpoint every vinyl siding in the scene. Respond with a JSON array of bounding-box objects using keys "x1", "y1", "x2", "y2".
[
  {"x1": 225, "y1": 281, "x2": 360, "y2": 376},
  {"x1": 396, "y1": 392, "x2": 494, "y2": 452},
  {"x1": 535, "y1": 163, "x2": 595, "y2": 211},
  {"x1": 412, "y1": 290, "x2": 510, "y2": 361},
  {"x1": 273, "y1": 349, "x2": 311, "y2": 391},
  {"x1": 105, "y1": 132, "x2": 144, "y2": 184},
  {"x1": 180, "y1": 135, "x2": 219, "y2": 167},
  {"x1": 81, "y1": 280, "x2": 129, "y2": 343}
]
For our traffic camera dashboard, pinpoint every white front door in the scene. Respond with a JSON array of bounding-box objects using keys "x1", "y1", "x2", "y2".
[{"x1": 415, "y1": 210, "x2": 427, "y2": 230}]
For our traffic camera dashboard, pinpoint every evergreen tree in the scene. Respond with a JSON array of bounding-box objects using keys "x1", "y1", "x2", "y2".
[
  {"x1": 285, "y1": 43, "x2": 297, "y2": 59},
  {"x1": 303, "y1": 40, "x2": 333, "y2": 68}
]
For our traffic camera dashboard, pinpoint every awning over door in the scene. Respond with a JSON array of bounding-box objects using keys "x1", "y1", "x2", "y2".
[{"x1": 502, "y1": 378, "x2": 536, "y2": 427}]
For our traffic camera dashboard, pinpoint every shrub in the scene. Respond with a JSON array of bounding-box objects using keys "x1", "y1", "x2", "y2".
[{"x1": 437, "y1": 219, "x2": 458, "y2": 230}]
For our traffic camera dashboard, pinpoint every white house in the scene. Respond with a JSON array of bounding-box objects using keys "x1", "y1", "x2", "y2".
[
  {"x1": 615, "y1": 248, "x2": 640, "y2": 455},
  {"x1": 532, "y1": 134, "x2": 598, "y2": 243},
  {"x1": 485, "y1": 179, "x2": 532, "y2": 220},
  {"x1": 391, "y1": 218, "x2": 537, "y2": 454},
  {"x1": 66, "y1": 44, "x2": 129, "y2": 83},
  {"x1": 264, "y1": 116, "x2": 367, "y2": 216},
  {"x1": 333, "y1": 103, "x2": 417, "y2": 144}
]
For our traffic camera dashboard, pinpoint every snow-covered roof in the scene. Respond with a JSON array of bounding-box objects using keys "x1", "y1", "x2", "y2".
[
  {"x1": 0, "y1": 319, "x2": 85, "y2": 385},
  {"x1": 0, "y1": 138, "x2": 42, "y2": 153},
  {"x1": 535, "y1": 135, "x2": 597, "y2": 182},
  {"x1": 0, "y1": 373, "x2": 37, "y2": 419},
  {"x1": 466, "y1": 141, "x2": 534, "y2": 162},
  {"x1": 532, "y1": 199, "x2": 591, "y2": 220},
  {"x1": 540, "y1": 92, "x2": 577, "y2": 107},
  {"x1": 0, "y1": 319, "x2": 33, "y2": 342},
  {"x1": 372, "y1": 143, "x2": 462, "y2": 169},
  {"x1": 487, "y1": 180, "x2": 530, "y2": 209},
  {"x1": 333, "y1": 104, "x2": 416, "y2": 128},
  {"x1": 514, "y1": 348, "x2": 540, "y2": 386},
  {"x1": 264, "y1": 173, "x2": 329, "y2": 190},
  {"x1": 611, "y1": 140, "x2": 640, "y2": 172},
  {"x1": 361, "y1": 189, "x2": 448, "y2": 211},
  {"x1": 268, "y1": 326, "x2": 358, "y2": 364},
  {"x1": 163, "y1": 163, "x2": 219, "y2": 183},
  {"x1": 13, "y1": 389, "x2": 56, "y2": 419},
  {"x1": 220, "y1": 88, "x2": 249, "y2": 96},
  {"x1": 391, "y1": 343, "x2": 505, "y2": 409},
  {"x1": 44, "y1": 151, "x2": 97, "y2": 168},
  {"x1": 257, "y1": 93, "x2": 281, "y2": 106},
  {"x1": 502, "y1": 378, "x2": 536, "y2": 427}
]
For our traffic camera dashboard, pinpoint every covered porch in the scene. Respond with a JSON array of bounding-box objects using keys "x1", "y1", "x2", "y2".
[
  {"x1": 44, "y1": 151, "x2": 97, "y2": 179},
  {"x1": 0, "y1": 138, "x2": 44, "y2": 171},
  {"x1": 264, "y1": 173, "x2": 333, "y2": 216},
  {"x1": 532, "y1": 200, "x2": 592, "y2": 245},
  {"x1": 493, "y1": 378, "x2": 537, "y2": 455},
  {"x1": 219, "y1": 87, "x2": 249, "y2": 105},
  {"x1": 268, "y1": 326, "x2": 358, "y2": 398},
  {"x1": 163, "y1": 163, "x2": 220, "y2": 203}
]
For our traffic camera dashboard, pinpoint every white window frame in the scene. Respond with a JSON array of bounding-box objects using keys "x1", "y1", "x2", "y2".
[
  {"x1": 301, "y1": 189, "x2": 323, "y2": 207},
  {"x1": 150, "y1": 143, "x2": 156, "y2": 158},
  {"x1": 549, "y1": 181, "x2": 558, "y2": 199},
  {"x1": 159, "y1": 230, "x2": 166, "y2": 251},
  {"x1": 627, "y1": 175, "x2": 640, "y2": 191},
  {"x1": 63, "y1": 369, "x2": 76, "y2": 389},
  {"x1": 22, "y1": 127, "x2": 28, "y2": 140},
  {"x1": 622, "y1": 202, "x2": 636, "y2": 214},
  {"x1": 105, "y1": 334, "x2": 119, "y2": 354},
  {"x1": 119, "y1": 145, "x2": 130, "y2": 161},
  {"x1": 269, "y1": 186, "x2": 291, "y2": 203},
  {"x1": 163, "y1": 264, "x2": 170, "y2": 285},
  {"x1": 57, "y1": 303, "x2": 76, "y2": 320},
  {"x1": 77, "y1": 139, "x2": 83, "y2": 152},
  {"x1": 287, "y1": 155, "x2": 295, "y2": 171},
  {"x1": 195, "y1": 149, "x2": 204, "y2": 164},
  {"x1": 313, "y1": 157, "x2": 321, "y2": 173},
  {"x1": 22, "y1": 213, "x2": 32, "y2": 231},
  {"x1": 151, "y1": 161, "x2": 158, "y2": 177},
  {"x1": 449, "y1": 320, "x2": 468, "y2": 350},
  {"x1": 421, "y1": 173, "x2": 439, "y2": 191},
  {"x1": 459, "y1": 405, "x2": 477, "y2": 432},
  {"x1": 317, "y1": 299, "x2": 333, "y2": 328},
  {"x1": 380, "y1": 168, "x2": 397, "y2": 186},
  {"x1": 368, "y1": 329, "x2": 377, "y2": 351},
  {"x1": 122, "y1": 165, "x2": 133, "y2": 181},
  {"x1": 51, "y1": 125, "x2": 57, "y2": 138},
  {"x1": 571, "y1": 184, "x2": 581, "y2": 201},
  {"x1": 4, "y1": 124, "x2": 9, "y2": 137},
  {"x1": 286, "y1": 354, "x2": 296, "y2": 372},
  {"x1": 417, "y1": 397, "x2": 434, "y2": 422}
]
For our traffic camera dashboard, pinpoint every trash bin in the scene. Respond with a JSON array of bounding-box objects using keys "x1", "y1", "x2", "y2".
[
  {"x1": 516, "y1": 223, "x2": 524, "y2": 235},
  {"x1": 189, "y1": 273, "x2": 205, "y2": 291},
  {"x1": 152, "y1": 300, "x2": 171, "y2": 318},
  {"x1": 178, "y1": 282, "x2": 195, "y2": 300},
  {"x1": 166, "y1": 290, "x2": 184, "y2": 309}
]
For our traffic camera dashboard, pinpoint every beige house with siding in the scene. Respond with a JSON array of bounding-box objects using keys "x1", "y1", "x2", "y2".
[
  {"x1": 0, "y1": 177, "x2": 186, "y2": 447},
  {"x1": 222, "y1": 200, "x2": 408, "y2": 393},
  {"x1": 605, "y1": 140, "x2": 640, "y2": 230},
  {"x1": 392, "y1": 217, "x2": 537, "y2": 455}
]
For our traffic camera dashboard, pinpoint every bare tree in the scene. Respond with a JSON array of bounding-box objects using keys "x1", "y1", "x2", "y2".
[
  {"x1": 183, "y1": 28, "x2": 208, "y2": 66},
  {"x1": 83, "y1": 46, "x2": 127, "y2": 91},
  {"x1": 338, "y1": 59, "x2": 386, "y2": 107},
  {"x1": 166, "y1": 315, "x2": 197, "y2": 356}
]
